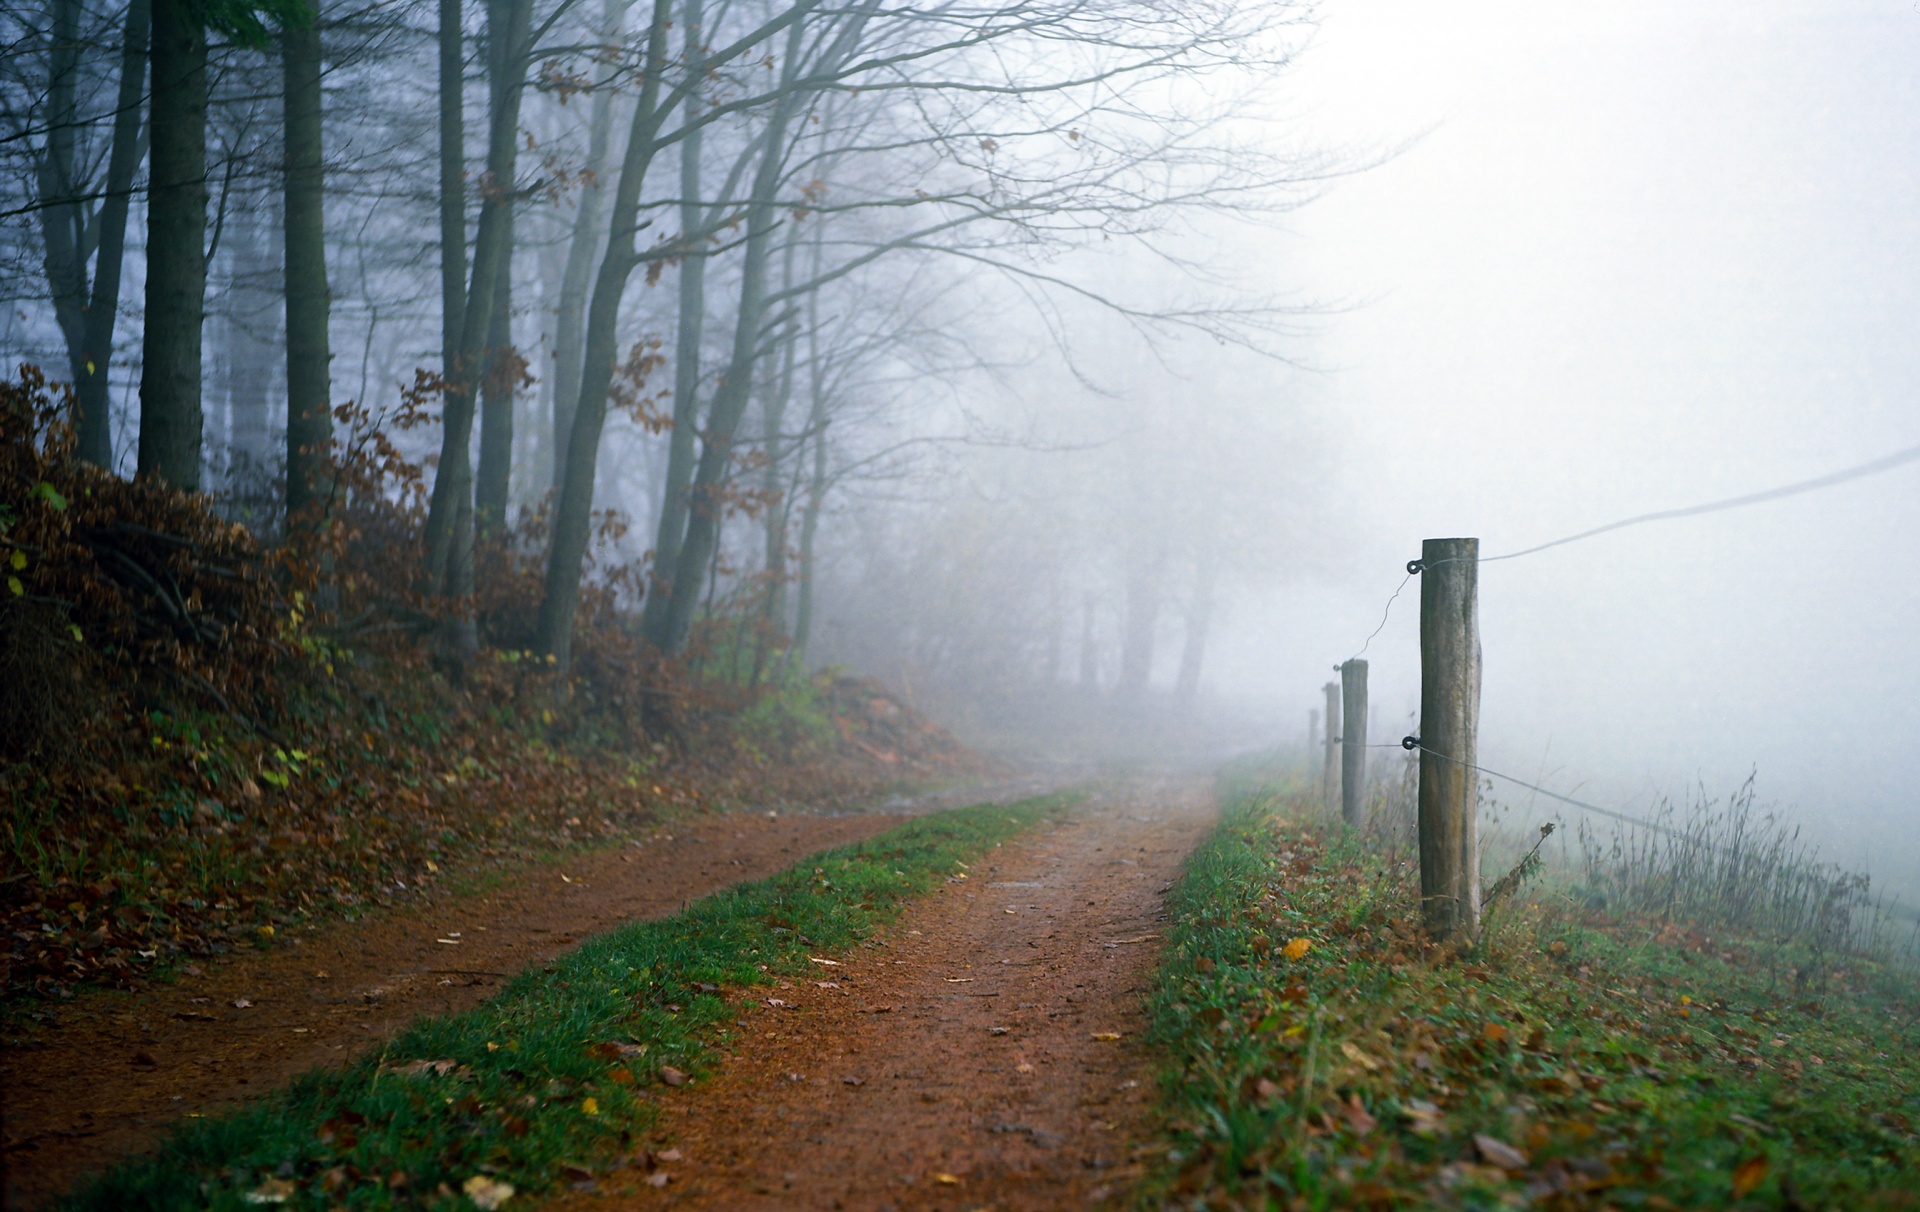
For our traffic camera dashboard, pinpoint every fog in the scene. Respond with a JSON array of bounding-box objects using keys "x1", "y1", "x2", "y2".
[
  {"x1": 1182, "y1": 0, "x2": 1920, "y2": 892},
  {"x1": 809, "y1": 0, "x2": 1920, "y2": 894},
  {"x1": 5, "y1": 0, "x2": 1916, "y2": 890}
]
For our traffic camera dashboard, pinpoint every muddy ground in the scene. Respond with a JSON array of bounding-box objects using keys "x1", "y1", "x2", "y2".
[
  {"x1": 2, "y1": 773, "x2": 1209, "y2": 1210},
  {"x1": 547, "y1": 778, "x2": 1215, "y2": 1210}
]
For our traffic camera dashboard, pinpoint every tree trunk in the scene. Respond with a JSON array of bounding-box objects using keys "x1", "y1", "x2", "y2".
[
  {"x1": 474, "y1": 208, "x2": 515, "y2": 536},
  {"x1": 424, "y1": 0, "x2": 532, "y2": 671},
  {"x1": 1116, "y1": 545, "x2": 1164, "y2": 699},
  {"x1": 421, "y1": 0, "x2": 468, "y2": 585},
  {"x1": 549, "y1": 0, "x2": 628, "y2": 491},
  {"x1": 535, "y1": 0, "x2": 677, "y2": 673},
  {"x1": 283, "y1": 14, "x2": 332, "y2": 524},
  {"x1": 636, "y1": 0, "x2": 708, "y2": 644},
  {"x1": 73, "y1": 0, "x2": 150, "y2": 468},
  {"x1": 656, "y1": 85, "x2": 797, "y2": 655},
  {"x1": 1173, "y1": 545, "x2": 1218, "y2": 708},
  {"x1": 138, "y1": 0, "x2": 208, "y2": 489},
  {"x1": 790, "y1": 268, "x2": 829, "y2": 662},
  {"x1": 759, "y1": 237, "x2": 801, "y2": 635},
  {"x1": 35, "y1": 0, "x2": 88, "y2": 399}
]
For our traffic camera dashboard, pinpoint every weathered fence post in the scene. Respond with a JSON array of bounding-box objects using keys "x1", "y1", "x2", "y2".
[
  {"x1": 1321, "y1": 681, "x2": 1340, "y2": 810},
  {"x1": 1340, "y1": 658, "x2": 1368, "y2": 828},
  {"x1": 1417, "y1": 536, "x2": 1481, "y2": 940}
]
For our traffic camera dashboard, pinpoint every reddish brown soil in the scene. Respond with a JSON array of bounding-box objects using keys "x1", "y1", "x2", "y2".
[
  {"x1": 546, "y1": 779, "x2": 1215, "y2": 1211},
  {"x1": 0, "y1": 808, "x2": 916, "y2": 1210}
]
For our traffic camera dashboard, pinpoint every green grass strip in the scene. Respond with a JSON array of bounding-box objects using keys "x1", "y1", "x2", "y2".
[
  {"x1": 62, "y1": 794, "x2": 1069, "y2": 1211},
  {"x1": 1141, "y1": 774, "x2": 1920, "y2": 1210}
]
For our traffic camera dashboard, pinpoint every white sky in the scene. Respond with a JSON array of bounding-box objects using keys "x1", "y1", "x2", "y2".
[{"x1": 1206, "y1": 0, "x2": 1920, "y2": 890}]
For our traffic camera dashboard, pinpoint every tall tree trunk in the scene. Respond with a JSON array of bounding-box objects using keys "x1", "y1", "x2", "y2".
[
  {"x1": 424, "y1": 0, "x2": 532, "y2": 671},
  {"x1": 636, "y1": 0, "x2": 707, "y2": 643},
  {"x1": 758, "y1": 237, "x2": 800, "y2": 634},
  {"x1": 217, "y1": 199, "x2": 277, "y2": 477},
  {"x1": 283, "y1": 13, "x2": 332, "y2": 524},
  {"x1": 549, "y1": 0, "x2": 628, "y2": 491},
  {"x1": 1077, "y1": 592, "x2": 1098, "y2": 691},
  {"x1": 1116, "y1": 546, "x2": 1163, "y2": 700},
  {"x1": 789, "y1": 234, "x2": 829, "y2": 662},
  {"x1": 74, "y1": 0, "x2": 150, "y2": 468},
  {"x1": 138, "y1": 0, "x2": 208, "y2": 489},
  {"x1": 1173, "y1": 545, "x2": 1218, "y2": 708},
  {"x1": 35, "y1": 0, "x2": 88, "y2": 398},
  {"x1": 535, "y1": 0, "x2": 676, "y2": 673},
  {"x1": 474, "y1": 208, "x2": 514, "y2": 536},
  {"x1": 655, "y1": 80, "x2": 797, "y2": 655},
  {"x1": 421, "y1": 0, "x2": 467, "y2": 586}
]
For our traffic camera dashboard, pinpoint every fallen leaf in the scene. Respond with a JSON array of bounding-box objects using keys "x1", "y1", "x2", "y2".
[
  {"x1": 243, "y1": 1177, "x2": 296, "y2": 1204},
  {"x1": 645, "y1": 1172, "x2": 670, "y2": 1188},
  {"x1": 1282, "y1": 938, "x2": 1312, "y2": 961},
  {"x1": 808, "y1": 956, "x2": 841, "y2": 966},
  {"x1": 657, "y1": 1148, "x2": 682, "y2": 1162},
  {"x1": 1337, "y1": 1093, "x2": 1376, "y2": 1136},
  {"x1": 131, "y1": 1050, "x2": 158, "y2": 1068},
  {"x1": 933, "y1": 1173, "x2": 961, "y2": 1185},
  {"x1": 843, "y1": 1076, "x2": 865, "y2": 1086},
  {"x1": 581, "y1": 1097, "x2": 599, "y2": 1116},
  {"x1": 233, "y1": 998, "x2": 254, "y2": 1009},
  {"x1": 1402, "y1": 1099, "x2": 1444, "y2": 1135},
  {"x1": 1091, "y1": 1032, "x2": 1122, "y2": 1041},
  {"x1": 1474, "y1": 1133, "x2": 1529, "y2": 1171},
  {"x1": 1732, "y1": 1154, "x2": 1769, "y2": 1197},
  {"x1": 989, "y1": 1026, "x2": 1011, "y2": 1036},
  {"x1": 1482, "y1": 1022, "x2": 1510, "y2": 1044},
  {"x1": 658, "y1": 1066, "x2": 689, "y2": 1087},
  {"x1": 1016, "y1": 1062, "x2": 1035, "y2": 1074},
  {"x1": 463, "y1": 1174, "x2": 516, "y2": 1209},
  {"x1": 944, "y1": 977, "x2": 974, "y2": 984},
  {"x1": 1340, "y1": 1041, "x2": 1380, "y2": 1071}
]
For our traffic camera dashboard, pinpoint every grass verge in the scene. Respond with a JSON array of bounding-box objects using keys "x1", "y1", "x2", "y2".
[
  {"x1": 61, "y1": 794, "x2": 1067, "y2": 1211},
  {"x1": 1142, "y1": 773, "x2": 1920, "y2": 1210}
]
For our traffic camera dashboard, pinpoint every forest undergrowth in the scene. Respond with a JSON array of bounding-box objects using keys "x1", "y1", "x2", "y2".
[
  {"x1": 0, "y1": 366, "x2": 976, "y2": 1007},
  {"x1": 1142, "y1": 766, "x2": 1920, "y2": 1210}
]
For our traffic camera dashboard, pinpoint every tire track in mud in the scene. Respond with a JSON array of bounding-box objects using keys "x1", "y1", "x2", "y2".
[{"x1": 551, "y1": 777, "x2": 1216, "y2": 1211}]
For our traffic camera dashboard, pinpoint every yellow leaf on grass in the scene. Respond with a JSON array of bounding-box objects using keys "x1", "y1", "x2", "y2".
[
  {"x1": 1732, "y1": 1154, "x2": 1769, "y2": 1197},
  {"x1": 8, "y1": 550, "x2": 24, "y2": 570},
  {"x1": 1282, "y1": 937, "x2": 1312, "y2": 961},
  {"x1": 1340, "y1": 1041, "x2": 1380, "y2": 1071},
  {"x1": 463, "y1": 1175, "x2": 516, "y2": 1209},
  {"x1": 581, "y1": 1097, "x2": 599, "y2": 1116}
]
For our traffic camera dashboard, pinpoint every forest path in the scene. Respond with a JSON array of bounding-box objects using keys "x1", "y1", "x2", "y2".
[
  {"x1": 545, "y1": 776, "x2": 1216, "y2": 1211},
  {"x1": 1, "y1": 774, "x2": 1063, "y2": 1211}
]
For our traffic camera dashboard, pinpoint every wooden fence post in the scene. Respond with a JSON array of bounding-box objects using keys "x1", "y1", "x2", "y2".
[
  {"x1": 1321, "y1": 681, "x2": 1340, "y2": 811},
  {"x1": 1418, "y1": 536, "x2": 1481, "y2": 940},
  {"x1": 1340, "y1": 658, "x2": 1368, "y2": 828}
]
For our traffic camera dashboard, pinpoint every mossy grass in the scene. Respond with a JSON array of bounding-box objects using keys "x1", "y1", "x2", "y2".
[
  {"x1": 1141, "y1": 767, "x2": 1920, "y2": 1209},
  {"x1": 61, "y1": 793, "x2": 1069, "y2": 1210}
]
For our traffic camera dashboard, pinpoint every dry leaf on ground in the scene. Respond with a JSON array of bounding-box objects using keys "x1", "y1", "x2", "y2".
[
  {"x1": 1732, "y1": 1154, "x2": 1769, "y2": 1197},
  {"x1": 1473, "y1": 1133, "x2": 1529, "y2": 1171}
]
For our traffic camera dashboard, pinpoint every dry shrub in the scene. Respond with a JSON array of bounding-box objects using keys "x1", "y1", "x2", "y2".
[{"x1": 0, "y1": 365, "x2": 284, "y2": 746}]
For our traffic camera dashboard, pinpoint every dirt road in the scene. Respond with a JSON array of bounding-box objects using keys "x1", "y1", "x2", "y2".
[
  {"x1": 2, "y1": 809, "x2": 919, "y2": 1210},
  {"x1": 548, "y1": 778, "x2": 1216, "y2": 1210}
]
